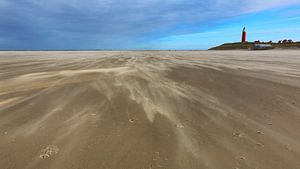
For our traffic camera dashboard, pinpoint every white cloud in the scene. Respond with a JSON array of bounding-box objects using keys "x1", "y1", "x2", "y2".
[
  {"x1": 1, "y1": 0, "x2": 299, "y2": 49},
  {"x1": 243, "y1": 0, "x2": 300, "y2": 13}
]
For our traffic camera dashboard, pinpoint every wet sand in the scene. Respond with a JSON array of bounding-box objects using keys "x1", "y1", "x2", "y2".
[{"x1": 0, "y1": 50, "x2": 300, "y2": 169}]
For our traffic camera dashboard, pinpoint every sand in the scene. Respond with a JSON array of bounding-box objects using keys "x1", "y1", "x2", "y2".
[{"x1": 0, "y1": 50, "x2": 300, "y2": 169}]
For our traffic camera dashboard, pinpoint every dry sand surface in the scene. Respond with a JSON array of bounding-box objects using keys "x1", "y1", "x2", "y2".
[{"x1": 0, "y1": 50, "x2": 300, "y2": 169}]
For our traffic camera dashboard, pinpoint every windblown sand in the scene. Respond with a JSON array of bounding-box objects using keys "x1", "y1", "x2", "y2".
[{"x1": 0, "y1": 51, "x2": 300, "y2": 169}]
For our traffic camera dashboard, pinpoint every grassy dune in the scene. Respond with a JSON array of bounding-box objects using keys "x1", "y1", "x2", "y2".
[{"x1": 209, "y1": 42, "x2": 300, "y2": 50}]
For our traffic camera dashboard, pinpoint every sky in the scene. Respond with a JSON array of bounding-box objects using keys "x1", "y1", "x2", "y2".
[{"x1": 0, "y1": 0, "x2": 300, "y2": 50}]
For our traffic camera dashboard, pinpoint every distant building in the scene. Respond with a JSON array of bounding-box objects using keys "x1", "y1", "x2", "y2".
[
  {"x1": 254, "y1": 40, "x2": 261, "y2": 43},
  {"x1": 278, "y1": 39, "x2": 294, "y2": 44},
  {"x1": 252, "y1": 44, "x2": 272, "y2": 50},
  {"x1": 241, "y1": 27, "x2": 246, "y2": 43}
]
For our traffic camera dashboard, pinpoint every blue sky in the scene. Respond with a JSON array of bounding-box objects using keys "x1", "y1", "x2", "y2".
[{"x1": 0, "y1": 0, "x2": 300, "y2": 50}]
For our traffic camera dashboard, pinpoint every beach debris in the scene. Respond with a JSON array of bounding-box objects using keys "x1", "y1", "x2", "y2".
[
  {"x1": 4, "y1": 132, "x2": 7, "y2": 135},
  {"x1": 91, "y1": 113, "x2": 97, "y2": 116},
  {"x1": 255, "y1": 143, "x2": 264, "y2": 147},
  {"x1": 129, "y1": 119, "x2": 135, "y2": 123},
  {"x1": 239, "y1": 156, "x2": 246, "y2": 160},
  {"x1": 233, "y1": 132, "x2": 243, "y2": 137},
  {"x1": 176, "y1": 124, "x2": 184, "y2": 128},
  {"x1": 267, "y1": 122, "x2": 273, "y2": 125},
  {"x1": 39, "y1": 145, "x2": 59, "y2": 159},
  {"x1": 256, "y1": 131, "x2": 264, "y2": 135}
]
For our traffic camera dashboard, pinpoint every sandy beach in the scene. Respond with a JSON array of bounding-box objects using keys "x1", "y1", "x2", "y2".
[{"x1": 0, "y1": 50, "x2": 300, "y2": 169}]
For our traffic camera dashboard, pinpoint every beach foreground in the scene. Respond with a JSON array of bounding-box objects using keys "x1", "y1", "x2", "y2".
[{"x1": 0, "y1": 51, "x2": 300, "y2": 169}]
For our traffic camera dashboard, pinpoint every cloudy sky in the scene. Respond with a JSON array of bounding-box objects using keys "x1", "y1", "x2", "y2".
[{"x1": 0, "y1": 0, "x2": 300, "y2": 50}]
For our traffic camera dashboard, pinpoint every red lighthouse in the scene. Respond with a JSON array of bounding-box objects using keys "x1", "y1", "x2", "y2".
[{"x1": 242, "y1": 27, "x2": 246, "y2": 43}]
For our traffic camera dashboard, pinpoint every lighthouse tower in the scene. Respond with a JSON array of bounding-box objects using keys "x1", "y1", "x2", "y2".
[{"x1": 242, "y1": 27, "x2": 246, "y2": 43}]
